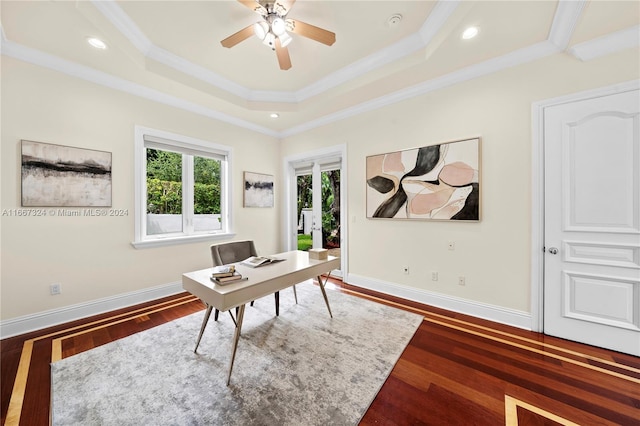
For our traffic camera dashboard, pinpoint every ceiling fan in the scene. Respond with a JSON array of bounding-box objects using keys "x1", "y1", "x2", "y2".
[{"x1": 220, "y1": 0, "x2": 336, "y2": 70}]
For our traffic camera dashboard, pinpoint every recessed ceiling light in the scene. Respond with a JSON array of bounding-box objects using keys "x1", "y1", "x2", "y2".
[
  {"x1": 87, "y1": 37, "x2": 107, "y2": 50},
  {"x1": 462, "y1": 27, "x2": 479, "y2": 40},
  {"x1": 270, "y1": 113, "x2": 279, "y2": 119}
]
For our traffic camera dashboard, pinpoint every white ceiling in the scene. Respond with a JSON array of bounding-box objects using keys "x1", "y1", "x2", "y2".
[{"x1": 1, "y1": 1, "x2": 639, "y2": 137}]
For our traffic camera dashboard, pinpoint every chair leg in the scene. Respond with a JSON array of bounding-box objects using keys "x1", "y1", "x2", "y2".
[
  {"x1": 228, "y1": 310, "x2": 237, "y2": 327},
  {"x1": 293, "y1": 285, "x2": 298, "y2": 304},
  {"x1": 275, "y1": 291, "x2": 280, "y2": 316}
]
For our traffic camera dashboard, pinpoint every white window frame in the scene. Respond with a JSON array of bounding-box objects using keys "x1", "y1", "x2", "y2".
[{"x1": 132, "y1": 126, "x2": 234, "y2": 248}]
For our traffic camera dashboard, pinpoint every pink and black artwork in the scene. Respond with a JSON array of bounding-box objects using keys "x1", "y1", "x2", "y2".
[{"x1": 366, "y1": 138, "x2": 480, "y2": 221}]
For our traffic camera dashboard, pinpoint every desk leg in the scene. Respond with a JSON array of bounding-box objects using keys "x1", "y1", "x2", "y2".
[
  {"x1": 317, "y1": 275, "x2": 333, "y2": 318},
  {"x1": 194, "y1": 304, "x2": 213, "y2": 353},
  {"x1": 226, "y1": 303, "x2": 246, "y2": 386}
]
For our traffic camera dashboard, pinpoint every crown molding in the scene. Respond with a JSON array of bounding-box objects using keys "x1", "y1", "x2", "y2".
[
  {"x1": 5, "y1": 1, "x2": 629, "y2": 140},
  {"x1": 418, "y1": 0, "x2": 460, "y2": 44},
  {"x1": 0, "y1": 38, "x2": 279, "y2": 138},
  {"x1": 569, "y1": 25, "x2": 640, "y2": 61},
  {"x1": 90, "y1": 0, "x2": 152, "y2": 55},
  {"x1": 146, "y1": 44, "x2": 252, "y2": 99},
  {"x1": 296, "y1": 1, "x2": 460, "y2": 102},
  {"x1": 281, "y1": 41, "x2": 560, "y2": 138},
  {"x1": 91, "y1": 0, "x2": 460, "y2": 105},
  {"x1": 548, "y1": 0, "x2": 587, "y2": 50},
  {"x1": 296, "y1": 33, "x2": 425, "y2": 102}
]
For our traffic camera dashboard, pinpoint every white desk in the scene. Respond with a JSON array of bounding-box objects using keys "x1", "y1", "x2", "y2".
[{"x1": 182, "y1": 250, "x2": 339, "y2": 385}]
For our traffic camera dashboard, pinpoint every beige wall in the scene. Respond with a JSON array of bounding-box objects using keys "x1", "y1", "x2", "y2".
[
  {"x1": 2, "y1": 46, "x2": 638, "y2": 325},
  {"x1": 1, "y1": 57, "x2": 281, "y2": 320},
  {"x1": 280, "y1": 49, "x2": 640, "y2": 313}
]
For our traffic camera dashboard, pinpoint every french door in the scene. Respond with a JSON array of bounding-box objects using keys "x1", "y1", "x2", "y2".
[
  {"x1": 287, "y1": 149, "x2": 344, "y2": 277},
  {"x1": 543, "y1": 87, "x2": 640, "y2": 355}
]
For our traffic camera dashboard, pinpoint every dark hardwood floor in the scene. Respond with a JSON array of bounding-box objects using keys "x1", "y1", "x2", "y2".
[{"x1": 2, "y1": 279, "x2": 639, "y2": 425}]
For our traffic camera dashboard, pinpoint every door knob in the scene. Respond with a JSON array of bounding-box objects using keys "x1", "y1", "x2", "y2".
[{"x1": 548, "y1": 247, "x2": 558, "y2": 255}]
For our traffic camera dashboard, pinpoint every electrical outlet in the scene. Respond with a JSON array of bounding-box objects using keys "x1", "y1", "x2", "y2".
[
  {"x1": 448, "y1": 241, "x2": 455, "y2": 251},
  {"x1": 458, "y1": 276, "x2": 466, "y2": 286},
  {"x1": 431, "y1": 271, "x2": 438, "y2": 281},
  {"x1": 50, "y1": 283, "x2": 61, "y2": 295},
  {"x1": 403, "y1": 266, "x2": 410, "y2": 275}
]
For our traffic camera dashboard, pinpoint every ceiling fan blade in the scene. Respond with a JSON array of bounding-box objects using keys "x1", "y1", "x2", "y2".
[
  {"x1": 275, "y1": 38, "x2": 292, "y2": 70},
  {"x1": 288, "y1": 19, "x2": 335, "y2": 46},
  {"x1": 236, "y1": 0, "x2": 267, "y2": 15},
  {"x1": 220, "y1": 25, "x2": 255, "y2": 48}
]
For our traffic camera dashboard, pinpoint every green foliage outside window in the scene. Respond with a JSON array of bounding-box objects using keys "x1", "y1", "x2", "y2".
[
  {"x1": 147, "y1": 178, "x2": 182, "y2": 214},
  {"x1": 146, "y1": 148, "x2": 221, "y2": 215}
]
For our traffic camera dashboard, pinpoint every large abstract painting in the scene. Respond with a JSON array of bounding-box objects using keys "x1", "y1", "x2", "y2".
[
  {"x1": 243, "y1": 171, "x2": 274, "y2": 207},
  {"x1": 21, "y1": 140, "x2": 112, "y2": 207},
  {"x1": 366, "y1": 137, "x2": 480, "y2": 221}
]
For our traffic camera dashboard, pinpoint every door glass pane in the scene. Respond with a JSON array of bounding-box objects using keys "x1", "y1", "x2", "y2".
[
  {"x1": 297, "y1": 174, "x2": 312, "y2": 251},
  {"x1": 321, "y1": 169, "x2": 340, "y2": 258},
  {"x1": 146, "y1": 148, "x2": 182, "y2": 235},
  {"x1": 193, "y1": 155, "x2": 222, "y2": 232}
]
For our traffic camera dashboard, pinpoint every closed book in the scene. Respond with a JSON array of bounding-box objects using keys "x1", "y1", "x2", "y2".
[
  {"x1": 212, "y1": 272, "x2": 244, "y2": 284},
  {"x1": 211, "y1": 265, "x2": 236, "y2": 278}
]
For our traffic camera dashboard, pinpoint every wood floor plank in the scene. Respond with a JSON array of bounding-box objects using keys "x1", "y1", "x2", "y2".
[{"x1": 2, "y1": 283, "x2": 639, "y2": 426}]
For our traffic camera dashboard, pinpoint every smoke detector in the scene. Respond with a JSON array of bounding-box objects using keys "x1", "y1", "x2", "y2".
[{"x1": 387, "y1": 14, "x2": 403, "y2": 27}]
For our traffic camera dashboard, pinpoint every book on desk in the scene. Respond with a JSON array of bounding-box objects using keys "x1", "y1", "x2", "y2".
[
  {"x1": 241, "y1": 256, "x2": 285, "y2": 268},
  {"x1": 210, "y1": 270, "x2": 247, "y2": 285},
  {"x1": 211, "y1": 265, "x2": 236, "y2": 278}
]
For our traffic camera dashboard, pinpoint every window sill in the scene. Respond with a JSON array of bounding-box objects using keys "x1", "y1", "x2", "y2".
[{"x1": 131, "y1": 232, "x2": 236, "y2": 249}]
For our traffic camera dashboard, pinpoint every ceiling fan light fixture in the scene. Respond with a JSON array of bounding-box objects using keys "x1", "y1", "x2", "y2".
[
  {"x1": 254, "y1": 21, "x2": 269, "y2": 40},
  {"x1": 263, "y1": 32, "x2": 276, "y2": 48},
  {"x1": 279, "y1": 32, "x2": 292, "y2": 47},
  {"x1": 271, "y1": 17, "x2": 286, "y2": 36}
]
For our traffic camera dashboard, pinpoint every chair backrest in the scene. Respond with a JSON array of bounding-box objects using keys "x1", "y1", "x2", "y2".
[{"x1": 210, "y1": 240, "x2": 257, "y2": 266}]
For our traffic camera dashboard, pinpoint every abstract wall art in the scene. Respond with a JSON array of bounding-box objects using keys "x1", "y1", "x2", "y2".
[
  {"x1": 21, "y1": 140, "x2": 112, "y2": 207},
  {"x1": 243, "y1": 171, "x2": 274, "y2": 207},
  {"x1": 366, "y1": 137, "x2": 480, "y2": 221}
]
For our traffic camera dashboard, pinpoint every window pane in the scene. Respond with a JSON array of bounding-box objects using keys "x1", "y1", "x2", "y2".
[
  {"x1": 146, "y1": 148, "x2": 183, "y2": 235},
  {"x1": 193, "y1": 155, "x2": 222, "y2": 232}
]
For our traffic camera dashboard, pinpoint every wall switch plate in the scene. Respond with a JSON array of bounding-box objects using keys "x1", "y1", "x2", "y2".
[
  {"x1": 431, "y1": 272, "x2": 438, "y2": 281},
  {"x1": 403, "y1": 266, "x2": 410, "y2": 275},
  {"x1": 50, "y1": 283, "x2": 61, "y2": 295},
  {"x1": 448, "y1": 241, "x2": 455, "y2": 251},
  {"x1": 458, "y1": 276, "x2": 466, "y2": 286}
]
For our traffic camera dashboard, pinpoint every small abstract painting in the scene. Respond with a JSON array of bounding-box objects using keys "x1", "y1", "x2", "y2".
[
  {"x1": 244, "y1": 171, "x2": 274, "y2": 208},
  {"x1": 21, "y1": 140, "x2": 112, "y2": 207},
  {"x1": 366, "y1": 138, "x2": 480, "y2": 221}
]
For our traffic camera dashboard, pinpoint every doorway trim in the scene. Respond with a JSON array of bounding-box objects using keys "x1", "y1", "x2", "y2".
[
  {"x1": 530, "y1": 79, "x2": 639, "y2": 333},
  {"x1": 283, "y1": 144, "x2": 348, "y2": 277}
]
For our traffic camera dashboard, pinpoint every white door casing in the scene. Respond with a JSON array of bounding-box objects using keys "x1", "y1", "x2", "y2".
[
  {"x1": 283, "y1": 145, "x2": 347, "y2": 277},
  {"x1": 542, "y1": 87, "x2": 640, "y2": 355}
]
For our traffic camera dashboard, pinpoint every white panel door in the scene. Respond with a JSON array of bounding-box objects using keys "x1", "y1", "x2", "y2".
[{"x1": 544, "y1": 88, "x2": 640, "y2": 355}]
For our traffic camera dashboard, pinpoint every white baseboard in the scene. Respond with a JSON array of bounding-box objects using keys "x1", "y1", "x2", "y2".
[
  {"x1": 345, "y1": 273, "x2": 532, "y2": 330},
  {"x1": 1, "y1": 275, "x2": 532, "y2": 339},
  {"x1": 0, "y1": 281, "x2": 184, "y2": 339}
]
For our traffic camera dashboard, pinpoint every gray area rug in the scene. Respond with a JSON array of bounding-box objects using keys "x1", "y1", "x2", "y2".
[{"x1": 51, "y1": 282, "x2": 423, "y2": 425}]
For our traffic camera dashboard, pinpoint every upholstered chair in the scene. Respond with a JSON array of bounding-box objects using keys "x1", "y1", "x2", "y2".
[{"x1": 210, "y1": 240, "x2": 282, "y2": 322}]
